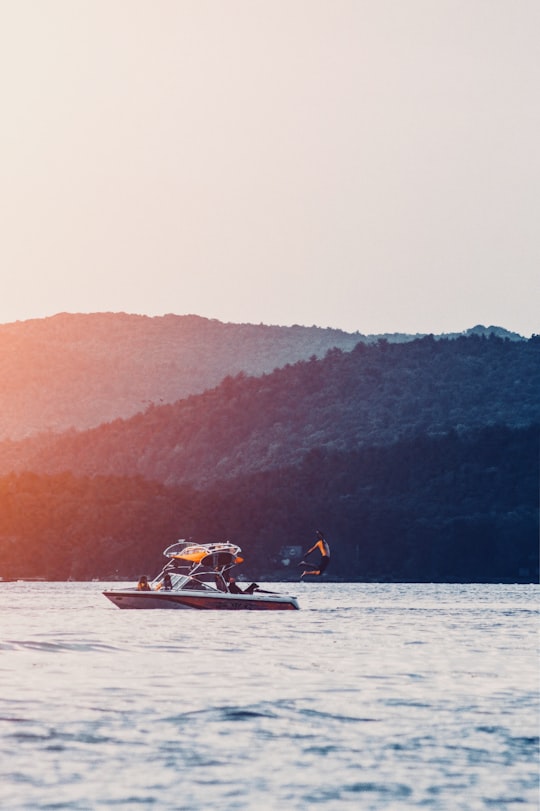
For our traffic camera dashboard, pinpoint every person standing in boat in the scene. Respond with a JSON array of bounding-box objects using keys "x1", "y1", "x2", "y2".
[{"x1": 300, "y1": 531, "x2": 330, "y2": 578}]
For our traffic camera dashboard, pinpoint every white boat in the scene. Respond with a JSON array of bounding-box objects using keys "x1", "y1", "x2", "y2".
[{"x1": 103, "y1": 541, "x2": 300, "y2": 611}]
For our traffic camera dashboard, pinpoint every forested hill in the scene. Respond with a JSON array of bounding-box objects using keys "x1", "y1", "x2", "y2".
[
  {"x1": 0, "y1": 312, "x2": 523, "y2": 441},
  {"x1": 0, "y1": 424, "x2": 537, "y2": 581},
  {"x1": 2, "y1": 334, "x2": 538, "y2": 486},
  {"x1": 0, "y1": 312, "x2": 360, "y2": 439}
]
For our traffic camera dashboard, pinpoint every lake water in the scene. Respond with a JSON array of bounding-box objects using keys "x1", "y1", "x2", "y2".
[{"x1": 0, "y1": 582, "x2": 538, "y2": 810}]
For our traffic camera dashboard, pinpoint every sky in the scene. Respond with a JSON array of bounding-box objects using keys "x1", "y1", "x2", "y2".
[{"x1": 0, "y1": 0, "x2": 538, "y2": 336}]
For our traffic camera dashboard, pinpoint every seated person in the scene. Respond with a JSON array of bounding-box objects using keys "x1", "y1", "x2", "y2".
[
  {"x1": 228, "y1": 577, "x2": 259, "y2": 594},
  {"x1": 162, "y1": 573, "x2": 173, "y2": 590},
  {"x1": 228, "y1": 576, "x2": 242, "y2": 593},
  {"x1": 137, "y1": 575, "x2": 151, "y2": 591}
]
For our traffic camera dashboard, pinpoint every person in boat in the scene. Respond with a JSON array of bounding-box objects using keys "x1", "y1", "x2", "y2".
[
  {"x1": 228, "y1": 577, "x2": 259, "y2": 594},
  {"x1": 300, "y1": 530, "x2": 330, "y2": 577},
  {"x1": 137, "y1": 575, "x2": 152, "y2": 591},
  {"x1": 162, "y1": 573, "x2": 173, "y2": 590}
]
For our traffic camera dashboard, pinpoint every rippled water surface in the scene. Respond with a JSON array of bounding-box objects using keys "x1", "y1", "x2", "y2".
[{"x1": 0, "y1": 582, "x2": 538, "y2": 810}]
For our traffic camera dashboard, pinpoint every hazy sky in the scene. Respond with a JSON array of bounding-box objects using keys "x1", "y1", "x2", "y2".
[{"x1": 1, "y1": 0, "x2": 538, "y2": 335}]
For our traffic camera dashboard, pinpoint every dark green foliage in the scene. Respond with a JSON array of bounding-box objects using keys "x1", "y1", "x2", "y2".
[
  {"x1": 0, "y1": 425, "x2": 537, "y2": 582},
  {"x1": 0, "y1": 332, "x2": 537, "y2": 583},
  {"x1": 1, "y1": 314, "x2": 522, "y2": 446},
  {"x1": 0, "y1": 313, "x2": 368, "y2": 440},
  {"x1": 1, "y1": 335, "x2": 538, "y2": 486},
  {"x1": 0, "y1": 473, "x2": 195, "y2": 580},
  {"x1": 196, "y1": 424, "x2": 539, "y2": 582}
]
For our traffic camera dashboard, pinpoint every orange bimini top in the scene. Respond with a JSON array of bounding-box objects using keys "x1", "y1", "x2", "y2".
[
  {"x1": 171, "y1": 543, "x2": 244, "y2": 566},
  {"x1": 171, "y1": 545, "x2": 208, "y2": 563}
]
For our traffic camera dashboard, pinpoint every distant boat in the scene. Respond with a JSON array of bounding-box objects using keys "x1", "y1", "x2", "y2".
[
  {"x1": 15, "y1": 577, "x2": 47, "y2": 582},
  {"x1": 103, "y1": 540, "x2": 300, "y2": 611}
]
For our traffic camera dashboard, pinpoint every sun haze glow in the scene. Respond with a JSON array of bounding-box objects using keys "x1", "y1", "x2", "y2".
[{"x1": 0, "y1": 0, "x2": 538, "y2": 336}]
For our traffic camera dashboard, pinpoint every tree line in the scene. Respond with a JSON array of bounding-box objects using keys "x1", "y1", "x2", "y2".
[
  {"x1": 0, "y1": 424, "x2": 536, "y2": 583},
  {"x1": 1, "y1": 334, "x2": 538, "y2": 487}
]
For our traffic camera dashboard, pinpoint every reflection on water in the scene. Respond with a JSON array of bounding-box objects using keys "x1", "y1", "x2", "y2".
[{"x1": 0, "y1": 582, "x2": 538, "y2": 810}]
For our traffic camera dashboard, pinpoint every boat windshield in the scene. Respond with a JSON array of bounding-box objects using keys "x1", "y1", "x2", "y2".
[{"x1": 152, "y1": 573, "x2": 220, "y2": 592}]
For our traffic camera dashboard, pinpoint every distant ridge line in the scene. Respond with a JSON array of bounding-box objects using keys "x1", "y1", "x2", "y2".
[{"x1": 0, "y1": 313, "x2": 527, "y2": 443}]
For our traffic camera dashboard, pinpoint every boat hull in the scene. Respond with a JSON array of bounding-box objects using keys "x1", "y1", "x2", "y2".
[{"x1": 103, "y1": 588, "x2": 299, "y2": 611}]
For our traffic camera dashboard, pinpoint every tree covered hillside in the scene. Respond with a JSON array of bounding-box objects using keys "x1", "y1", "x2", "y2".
[
  {"x1": 2, "y1": 334, "x2": 538, "y2": 486},
  {"x1": 0, "y1": 425, "x2": 536, "y2": 582},
  {"x1": 0, "y1": 312, "x2": 524, "y2": 441},
  {"x1": 0, "y1": 312, "x2": 365, "y2": 440}
]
